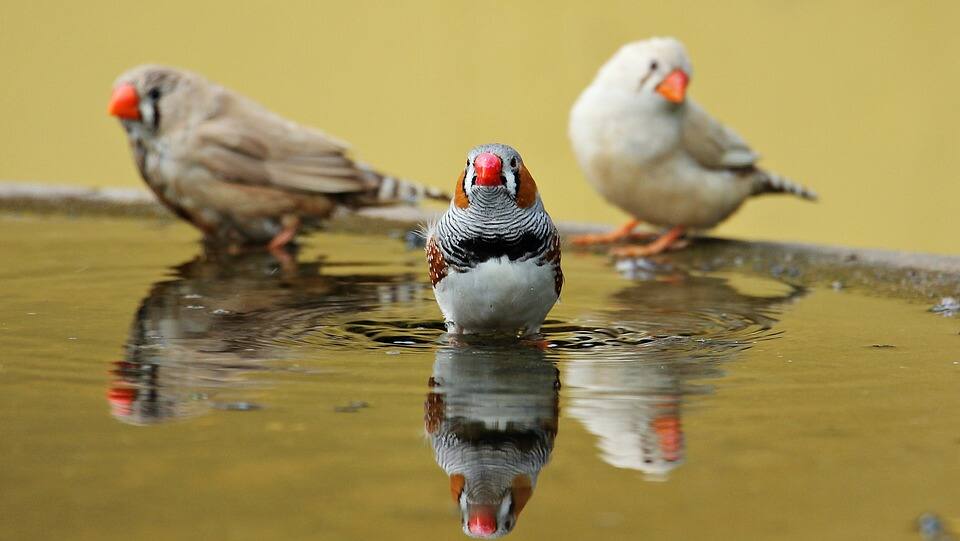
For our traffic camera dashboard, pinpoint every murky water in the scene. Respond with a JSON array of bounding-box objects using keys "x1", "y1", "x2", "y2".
[{"x1": 1, "y1": 215, "x2": 958, "y2": 541}]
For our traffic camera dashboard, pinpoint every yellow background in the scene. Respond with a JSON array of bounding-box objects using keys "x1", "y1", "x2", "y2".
[{"x1": 1, "y1": 1, "x2": 958, "y2": 254}]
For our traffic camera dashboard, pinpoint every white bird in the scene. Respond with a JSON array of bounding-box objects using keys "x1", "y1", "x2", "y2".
[{"x1": 569, "y1": 37, "x2": 817, "y2": 257}]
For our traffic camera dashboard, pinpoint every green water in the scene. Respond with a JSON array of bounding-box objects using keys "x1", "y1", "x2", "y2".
[{"x1": 1, "y1": 215, "x2": 958, "y2": 541}]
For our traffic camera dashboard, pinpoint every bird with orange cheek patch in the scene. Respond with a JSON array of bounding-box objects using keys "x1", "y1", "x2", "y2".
[
  {"x1": 425, "y1": 144, "x2": 562, "y2": 336},
  {"x1": 424, "y1": 344, "x2": 559, "y2": 538}
]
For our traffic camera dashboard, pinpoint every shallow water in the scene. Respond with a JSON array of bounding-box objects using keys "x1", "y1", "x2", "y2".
[{"x1": 1, "y1": 215, "x2": 958, "y2": 541}]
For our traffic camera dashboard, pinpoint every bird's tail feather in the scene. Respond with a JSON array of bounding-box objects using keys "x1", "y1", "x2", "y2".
[
  {"x1": 752, "y1": 171, "x2": 818, "y2": 201},
  {"x1": 358, "y1": 163, "x2": 450, "y2": 204}
]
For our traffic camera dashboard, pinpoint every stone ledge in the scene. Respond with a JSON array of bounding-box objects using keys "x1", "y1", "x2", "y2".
[{"x1": 2, "y1": 181, "x2": 958, "y2": 300}]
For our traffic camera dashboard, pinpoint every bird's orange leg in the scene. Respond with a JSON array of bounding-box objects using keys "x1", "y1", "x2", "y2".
[
  {"x1": 610, "y1": 226, "x2": 687, "y2": 258},
  {"x1": 268, "y1": 216, "x2": 300, "y2": 251},
  {"x1": 267, "y1": 216, "x2": 301, "y2": 273},
  {"x1": 571, "y1": 219, "x2": 641, "y2": 246}
]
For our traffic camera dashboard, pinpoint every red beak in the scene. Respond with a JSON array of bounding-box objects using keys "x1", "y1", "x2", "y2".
[
  {"x1": 473, "y1": 152, "x2": 502, "y2": 187},
  {"x1": 108, "y1": 83, "x2": 141, "y2": 120},
  {"x1": 107, "y1": 385, "x2": 137, "y2": 418},
  {"x1": 467, "y1": 505, "x2": 498, "y2": 537},
  {"x1": 653, "y1": 413, "x2": 684, "y2": 462},
  {"x1": 656, "y1": 69, "x2": 689, "y2": 103}
]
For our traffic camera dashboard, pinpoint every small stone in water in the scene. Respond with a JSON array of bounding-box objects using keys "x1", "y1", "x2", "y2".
[
  {"x1": 218, "y1": 402, "x2": 261, "y2": 411},
  {"x1": 615, "y1": 258, "x2": 661, "y2": 280},
  {"x1": 212, "y1": 308, "x2": 231, "y2": 315},
  {"x1": 930, "y1": 297, "x2": 959, "y2": 316},
  {"x1": 917, "y1": 513, "x2": 955, "y2": 541}
]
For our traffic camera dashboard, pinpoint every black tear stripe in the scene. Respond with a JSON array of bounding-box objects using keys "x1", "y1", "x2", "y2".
[
  {"x1": 446, "y1": 231, "x2": 549, "y2": 269},
  {"x1": 133, "y1": 138, "x2": 148, "y2": 179},
  {"x1": 149, "y1": 96, "x2": 161, "y2": 132}
]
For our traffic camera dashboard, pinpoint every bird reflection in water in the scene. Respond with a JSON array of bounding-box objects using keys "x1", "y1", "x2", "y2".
[
  {"x1": 424, "y1": 342, "x2": 559, "y2": 538},
  {"x1": 565, "y1": 271, "x2": 806, "y2": 479},
  {"x1": 108, "y1": 246, "x2": 422, "y2": 425}
]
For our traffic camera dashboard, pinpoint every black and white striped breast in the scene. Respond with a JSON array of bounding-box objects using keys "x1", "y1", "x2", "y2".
[{"x1": 433, "y1": 192, "x2": 557, "y2": 271}]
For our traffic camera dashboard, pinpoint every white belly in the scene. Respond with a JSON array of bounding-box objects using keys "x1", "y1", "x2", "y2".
[
  {"x1": 594, "y1": 155, "x2": 753, "y2": 228},
  {"x1": 570, "y1": 89, "x2": 752, "y2": 228},
  {"x1": 433, "y1": 257, "x2": 558, "y2": 336}
]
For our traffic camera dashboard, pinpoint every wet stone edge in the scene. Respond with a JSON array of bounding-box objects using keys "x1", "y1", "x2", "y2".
[{"x1": 1, "y1": 181, "x2": 958, "y2": 302}]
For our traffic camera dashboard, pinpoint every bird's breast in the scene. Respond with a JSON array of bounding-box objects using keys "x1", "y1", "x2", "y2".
[
  {"x1": 570, "y1": 87, "x2": 682, "y2": 177},
  {"x1": 444, "y1": 232, "x2": 546, "y2": 269}
]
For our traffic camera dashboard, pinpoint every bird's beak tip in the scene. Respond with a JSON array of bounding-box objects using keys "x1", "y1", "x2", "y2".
[
  {"x1": 474, "y1": 152, "x2": 503, "y2": 187},
  {"x1": 656, "y1": 69, "x2": 689, "y2": 103},
  {"x1": 108, "y1": 83, "x2": 141, "y2": 120},
  {"x1": 466, "y1": 505, "x2": 498, "y2": 537}
]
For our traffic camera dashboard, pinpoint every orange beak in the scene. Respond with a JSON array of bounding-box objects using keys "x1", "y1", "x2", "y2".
[
  {"x1": 655, "y1": 69, "x2": 689, "y2": 103},
  {"x1": 466, "y1": 504, "x2": 498, "y2": 537},
  {"x1": 108, "y1": 83, "x2": 141, "y2": 120},
  {"x1": 473, "y1": 152, "x2": 503, "y2": 187},
  {"x1": 653, "y1": 413, "x2": 684, "y2": 462}
]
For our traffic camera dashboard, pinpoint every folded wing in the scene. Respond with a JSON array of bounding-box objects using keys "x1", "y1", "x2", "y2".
[
  {"x1": 682, "y1": 101, "x2": 760, "y2": 170},
  {"x1": 191, "y1": 90, "x2": 372, "y2": 195}
]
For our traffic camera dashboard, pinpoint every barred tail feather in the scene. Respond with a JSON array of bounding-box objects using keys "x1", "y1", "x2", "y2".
[
  {"x1": 752, "y1": 170, "x2": 818, "y2": 201},
  {"x1": 357, "y1": 163, "x2": 450, "y2": 204}
]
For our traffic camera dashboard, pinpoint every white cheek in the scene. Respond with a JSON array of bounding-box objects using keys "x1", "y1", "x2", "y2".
[
  {"x1": 498, "y1": 494, "x2": 512, "y2": 520},
  {"x1": 463, "y1": 165, "x2": 476, "y2": 196},
  {"x1": 504, "y1": 170, "x2": 518, "y2": 197},
  {"x1": 141, "y1": 102, "x2": 156, "y2": 128}
]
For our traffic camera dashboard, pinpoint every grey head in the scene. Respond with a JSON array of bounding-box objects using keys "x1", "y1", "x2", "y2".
[
  {"x1": 455, "y1": 143, "x2": 541, "y2": 211},
  {"x1": 596, "y1": 37, "x2": 694, "y2": 107},
  {"x1": 108, "y1": 64, "x2": 206, "y2": 139}
]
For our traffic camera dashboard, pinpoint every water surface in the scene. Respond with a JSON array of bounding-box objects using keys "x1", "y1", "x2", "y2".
[{"x1": 1, "y1": 215, "x2": 958, "y2": 540}]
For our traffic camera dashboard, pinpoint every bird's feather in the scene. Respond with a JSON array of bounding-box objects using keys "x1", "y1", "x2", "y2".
[
  {"x1": 682, "y1": 101, "x2": 760, "y2": 170},
  {"x1": 189, "y1": 90, "x2": 371, "y2": 195}
]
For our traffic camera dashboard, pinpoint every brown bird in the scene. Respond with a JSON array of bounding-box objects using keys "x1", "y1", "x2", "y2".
[
  {"x1": 107, "y1": 248, "x2": 424, "y2": 425},
  {"x1": 108, "y1": 64, "x2": 447, "y2": 249}
]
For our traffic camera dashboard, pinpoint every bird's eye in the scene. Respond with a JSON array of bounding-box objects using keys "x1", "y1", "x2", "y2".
[
  {"x1": 147, "y1": 87, "x2": 161, "y2": 101},
  {"x1": 509, "y1": 157, "x2": 517, "y2": 169},
  {"x1": 650, "y1": 61, "x2": 658, "y2": 71}
]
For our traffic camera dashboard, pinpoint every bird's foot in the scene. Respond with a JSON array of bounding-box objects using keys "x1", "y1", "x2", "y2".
[
  {"x1": 268, "y1": 217, "x2": 300, "y2": 251},
  {"x1": 268, "y1": 245, "x2": 298, "y2": 274},
  {"x1": 609, "y1": 226, "x2": 687, "y2": 259},
  {"x1": 571, "y1": 219, "x2": 641, "y2": 246}
]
